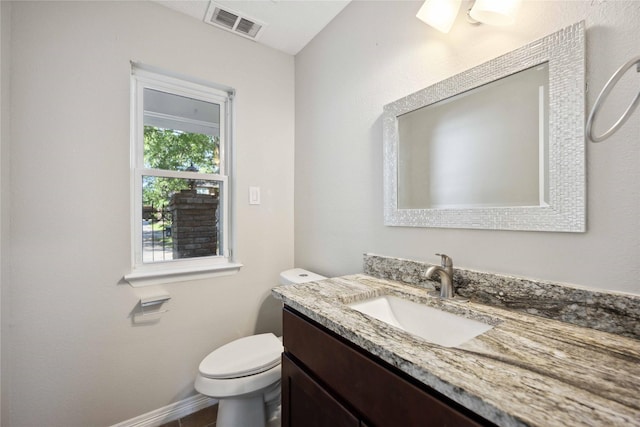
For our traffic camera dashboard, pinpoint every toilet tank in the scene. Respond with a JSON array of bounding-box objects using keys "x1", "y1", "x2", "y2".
[{"x1": 279, "y1": 268, "x2": 326, "y2": 285}]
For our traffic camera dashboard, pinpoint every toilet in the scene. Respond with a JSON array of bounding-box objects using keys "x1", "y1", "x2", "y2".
[{"x1": 194, "y1": 268, "x2": 326, "y2": 427}]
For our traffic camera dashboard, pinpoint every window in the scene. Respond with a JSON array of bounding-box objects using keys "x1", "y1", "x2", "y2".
[{"x1": 125, "y1": 64, "x2": 240, "y2": 286}]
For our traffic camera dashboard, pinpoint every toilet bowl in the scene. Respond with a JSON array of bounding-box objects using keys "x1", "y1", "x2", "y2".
[{"x1": 194, "y1": 268, "x2": 326, "y2": 427}]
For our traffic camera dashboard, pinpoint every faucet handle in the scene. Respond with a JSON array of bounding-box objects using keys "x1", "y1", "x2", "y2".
[{"x1": 435, "y1": 253, "x2": 452, "y2": 267}]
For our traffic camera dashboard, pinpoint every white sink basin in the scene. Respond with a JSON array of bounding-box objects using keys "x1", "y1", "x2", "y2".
[{"x1": 347, "y1": 295, "x2": 493, "y2": 348}]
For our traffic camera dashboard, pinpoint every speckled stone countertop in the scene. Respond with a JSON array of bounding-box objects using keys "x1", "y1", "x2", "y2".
[{"x1": 272, "y1": 274, "x2": 640, "y2": 427}]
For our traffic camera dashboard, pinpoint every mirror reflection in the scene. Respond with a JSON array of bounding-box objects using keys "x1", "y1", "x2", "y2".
[{"x1": 397, "y1": 63, "x2": 549, "y2": 209}]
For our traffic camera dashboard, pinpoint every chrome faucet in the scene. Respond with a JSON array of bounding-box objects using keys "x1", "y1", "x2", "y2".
[{"x1": 425, "y1": 253, "x2": 455, "y2": 298}]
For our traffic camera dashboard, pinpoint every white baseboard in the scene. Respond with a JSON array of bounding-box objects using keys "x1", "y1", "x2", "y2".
[{"x1": 111, "y1": 394, "x2": 218, "y2": 427}]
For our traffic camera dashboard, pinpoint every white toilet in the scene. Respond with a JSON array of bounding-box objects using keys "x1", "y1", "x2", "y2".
[{"x1": 194, "y1": 268, "x2": 326, "y2": 427}]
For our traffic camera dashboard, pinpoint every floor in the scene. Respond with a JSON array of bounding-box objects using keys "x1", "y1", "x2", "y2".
[
  {"x1": 158, "y1": 404, "x2": 281, "y2": 427},
  {"x1": 158, "y1": 404, "x2": 218, "y2": 427}
]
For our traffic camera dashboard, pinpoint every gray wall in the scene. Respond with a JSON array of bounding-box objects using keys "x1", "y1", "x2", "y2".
[
  {"x1": 0, "y1": 2, "x2": 9, "y2": 424},
  {"x1": 294, "y1": 0, "x2": 640, "y2": 294},
  {"x1": 2, "y1": 1, "x2": 294, "y2": 425}
]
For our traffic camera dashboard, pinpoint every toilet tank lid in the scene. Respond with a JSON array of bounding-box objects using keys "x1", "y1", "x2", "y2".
[
  {"x1": 279, "y1": 268, "x2": 326, "y2": 285},
  {"x1": 199, "y1": 333, "x2": 283, "y2": 379}
]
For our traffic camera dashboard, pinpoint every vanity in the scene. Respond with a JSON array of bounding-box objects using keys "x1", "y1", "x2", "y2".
[
  {"x1": 272, "y1": 273, "x2": 640, "y2": 427},
  {"x1": 282, "y1": 306, "x2": 490, "y2": 426}
]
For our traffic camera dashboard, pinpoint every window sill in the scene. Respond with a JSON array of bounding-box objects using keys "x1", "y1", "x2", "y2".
[{"x1": 125, "y1": 262, "x2": 243, "y2": 287}]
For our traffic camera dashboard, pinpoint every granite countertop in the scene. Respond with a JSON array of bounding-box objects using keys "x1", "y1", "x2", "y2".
[{"x1": 272, "y1": 274, "x2": 640, "y2": 427}]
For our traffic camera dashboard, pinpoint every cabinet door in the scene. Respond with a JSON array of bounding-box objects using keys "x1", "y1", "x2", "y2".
[{"x1": 282, "y1": 353, "x2": 360, "y2": 427}]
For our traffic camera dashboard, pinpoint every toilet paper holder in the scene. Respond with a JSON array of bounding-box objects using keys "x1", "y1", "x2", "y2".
[{"x1": 138, "y1": 293, "x2": 171, "y2": 316}]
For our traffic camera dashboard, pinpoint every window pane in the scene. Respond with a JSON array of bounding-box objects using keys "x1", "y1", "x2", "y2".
[
  {"x1": 143, "y1": 89, "x2": 220, "y2": 173},
  {"x1": 142, "y1": 176, "x2": 222, "y2": 263}
]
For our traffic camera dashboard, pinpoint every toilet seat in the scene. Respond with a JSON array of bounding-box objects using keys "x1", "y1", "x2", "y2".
[
  {"x1": 195, "y1": 364, "x2": 282, "y2": 399},
  {"x1": 199, "y1": 333, "x2": 283, "y2": 379}
]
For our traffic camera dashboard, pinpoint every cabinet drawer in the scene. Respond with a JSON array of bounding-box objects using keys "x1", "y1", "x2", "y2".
[{"x1": 283, "y1": 307, "x2": 491, "y2": 427}]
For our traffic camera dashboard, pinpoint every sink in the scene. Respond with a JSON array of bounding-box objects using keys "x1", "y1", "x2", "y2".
[{"x1": 347, "y1": 295, "x2": 493, "y2": 348}]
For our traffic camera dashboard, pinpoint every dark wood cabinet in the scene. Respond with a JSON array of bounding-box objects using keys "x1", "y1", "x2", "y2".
[
  {"x1": 281, "y1": 307, "x2": 494, "y2": 427},
  {"x1": 282, "y1": 353, "x2": 360, "y2": 427}
]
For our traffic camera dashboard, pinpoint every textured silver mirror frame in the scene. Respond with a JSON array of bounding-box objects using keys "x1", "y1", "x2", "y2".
[{"x1": 383, "y1": 21, "x2": 585, "y2": 232}]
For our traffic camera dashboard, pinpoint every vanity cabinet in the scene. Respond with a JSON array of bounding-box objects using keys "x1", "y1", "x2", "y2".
[{"x1": 282, "y1": 307, "x2": 494, "y2": 427}]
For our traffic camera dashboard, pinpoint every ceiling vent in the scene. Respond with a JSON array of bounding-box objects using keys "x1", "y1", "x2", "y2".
[{"x1": 204, "y1": 2, "x2": 265, "y2": 40}]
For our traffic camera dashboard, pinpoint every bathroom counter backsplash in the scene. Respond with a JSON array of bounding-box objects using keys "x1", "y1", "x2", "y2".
[
  {"x1": 272, "y1": 273, "x2": 640, "y2": 427},
  {"x1": 364, "y1": 253, "x2": 640, "y2": 340}
]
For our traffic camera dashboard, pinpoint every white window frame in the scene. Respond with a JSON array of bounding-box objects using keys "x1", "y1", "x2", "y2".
[{"x1": 125, "y1": 63, "x2": 241, "y2": 287}]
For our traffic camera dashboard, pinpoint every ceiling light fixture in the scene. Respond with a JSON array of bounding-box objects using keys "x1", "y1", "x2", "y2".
[
  {"x1": 416, "y1": 0, "x2": 462, "y2": 34},
  {"x1": 416, "y1": 0, "x2": 522, "y2": 33}
]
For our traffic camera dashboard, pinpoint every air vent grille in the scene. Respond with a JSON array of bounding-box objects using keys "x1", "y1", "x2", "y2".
[
  {"x1": 212, "y1": 8, "x2": 238, "y2": 30},
  {"x1": 236, "y1": 18, "x2": 262, "y2": 38},
  {"x1": 204, "y1": 2, "x2": 265, "y2": 40}
]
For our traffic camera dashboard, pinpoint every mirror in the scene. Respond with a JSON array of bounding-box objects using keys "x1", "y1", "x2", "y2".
[{"x1": 383, "y1": 22, "x2": 585, "y2": 232}]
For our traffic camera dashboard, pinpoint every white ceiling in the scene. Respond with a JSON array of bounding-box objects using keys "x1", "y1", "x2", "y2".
[{"x1": 155, "y1": 0, "x2": 352, "y2": 55}]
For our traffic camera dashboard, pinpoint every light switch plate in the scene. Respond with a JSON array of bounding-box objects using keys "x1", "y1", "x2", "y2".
[{"x1": 249, "y1": 186, "x2": 261, "y2": 205}]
